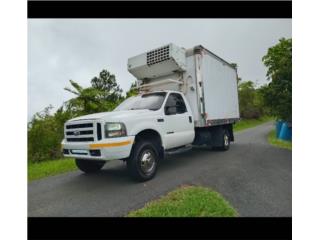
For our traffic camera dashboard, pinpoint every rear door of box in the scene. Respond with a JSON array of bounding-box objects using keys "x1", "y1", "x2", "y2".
[{"x1": 202, "y1": 54, "x2": 240, "y2": 121}]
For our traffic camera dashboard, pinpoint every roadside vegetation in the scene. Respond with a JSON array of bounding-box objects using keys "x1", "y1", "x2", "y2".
[
  {"x1": 268, "y1": 129, "x2": 292, "y2": 150},
  {"x1": 28, "y1": 158, "x2": 76, "y2": 181},
  {"x1": 127, "y1": 185, "x2": 238, "y2": 217},
  {"x1": 233, "y1": 116, "x2": 273, "y2": 132}
]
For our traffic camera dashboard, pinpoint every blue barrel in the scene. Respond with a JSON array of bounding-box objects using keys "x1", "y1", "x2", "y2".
[
  {"x1": 279, "y1": 122, "x2": 292, "y2": 141},
  {"x1": 276, "y1": 120, "x2": 284, "y2": 138}
]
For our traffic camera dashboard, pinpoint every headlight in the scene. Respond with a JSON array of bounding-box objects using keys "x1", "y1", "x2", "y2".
[{"x1": 104, "y1": 122, "x2": 127, "y2": 138}]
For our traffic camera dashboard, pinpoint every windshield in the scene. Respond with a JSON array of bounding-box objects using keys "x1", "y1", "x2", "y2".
[{"x1": 114, "y1": 92, "x2": 167, "y2": 111}]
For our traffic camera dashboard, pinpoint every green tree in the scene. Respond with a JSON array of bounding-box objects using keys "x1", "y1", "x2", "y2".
[
  {"x1": 91, "y1": 69, "x2": 124, "y2": 102},
  {"x1": 238, "y1": 81, "x2": 263, "y2": 119},
  {"x1": 125, "y1": 81, "x2": 139, "y2": 98},
  {"x1": 64, "y1": 80, "x2": 104, "y2": 115},
  {"x1": 255, "y1": 85, "x2": 270, "y2": 116},
  {"x1": 262, "y1": 38, "x2": 292, "y2": 121},
  {"x1": 64, "y1": 69, "x2": 124, "y2": 115}
]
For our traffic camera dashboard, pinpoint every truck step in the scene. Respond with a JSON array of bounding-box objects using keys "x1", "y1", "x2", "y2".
[{"x1": 165, "y1": 145, "x2": 193, "y2": 156}]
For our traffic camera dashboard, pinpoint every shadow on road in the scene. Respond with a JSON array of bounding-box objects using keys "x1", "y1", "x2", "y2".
[{"x1": 63, "y1": 146, "x2": 225, "y2": 188}]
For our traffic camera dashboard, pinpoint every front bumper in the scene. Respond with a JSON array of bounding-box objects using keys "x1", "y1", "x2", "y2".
[{"x1": 61, "y1": 136, "x2": 135, "y2": 161}]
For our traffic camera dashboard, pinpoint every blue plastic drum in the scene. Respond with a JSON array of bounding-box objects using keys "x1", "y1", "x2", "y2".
[
  {"x1": 276, "y1": 120, "x2": 284, "y2": 138},
  {"x1": 279, "y1": 122, "x2": 292, "y2": 141}
]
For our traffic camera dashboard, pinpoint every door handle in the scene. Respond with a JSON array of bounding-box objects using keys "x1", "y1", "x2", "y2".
[{"x1": 189, "y1": 116, "x2": 192, "y2": 123}]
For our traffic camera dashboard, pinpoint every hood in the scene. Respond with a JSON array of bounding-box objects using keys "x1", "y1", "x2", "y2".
[{"x1": 67, "y1": 109, "x2": 153, "y2": 122}]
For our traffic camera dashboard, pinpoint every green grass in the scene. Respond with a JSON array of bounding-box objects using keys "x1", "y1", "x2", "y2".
[
  {"x1": 233, "y1": 116, "x2": 273, "y2": 132},
  {"x1": 127, "y1": 185, "x2": 238, "y2": 217},
  {"x1": 28, "y1": 158, "x2": 76, "y2": 181},
  {"x1": 268, "y1": 129, "x2": 292, "y2": 150}
]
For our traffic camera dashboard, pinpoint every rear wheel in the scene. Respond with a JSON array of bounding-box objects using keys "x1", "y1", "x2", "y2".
[
  {"x1": 75, "y1": 159, "x2": 105, "y2": 173},
  {"x1": 127, "y1": 140, "x2": 159, "y2": 181},
  {"x1": 221, "y1": 129, "x2": 230, "y2": 151}
]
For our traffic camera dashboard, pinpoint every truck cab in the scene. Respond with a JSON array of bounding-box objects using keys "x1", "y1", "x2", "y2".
[
  {"x1": 62, "y1": 43, "x2": 239, "y2": 181},
  {"x1": 62, "y1": 90, "x2": 195, "y2": 181}
]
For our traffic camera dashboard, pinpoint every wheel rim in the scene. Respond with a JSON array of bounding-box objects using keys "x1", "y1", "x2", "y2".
[
  {"x1": 140, "y1": 149, "x2": 156, "y2": 175},
  {"x1": 224, "y1": 134, "x2": 229, "y2": 147}
]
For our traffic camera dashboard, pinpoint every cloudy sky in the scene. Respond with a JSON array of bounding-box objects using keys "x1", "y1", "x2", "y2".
[{"x1": 28, "y1": 19, "x2": 291, "y2": 119}]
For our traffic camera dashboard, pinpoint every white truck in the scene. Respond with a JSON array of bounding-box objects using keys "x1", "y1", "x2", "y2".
[{"x1": 61, "y1": 44, "x2": 240, "y2": 181}]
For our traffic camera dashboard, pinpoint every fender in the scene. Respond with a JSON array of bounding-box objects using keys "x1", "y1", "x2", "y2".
[{"x1": 128, "y1": 121, "x2": 165, "y2": 147}]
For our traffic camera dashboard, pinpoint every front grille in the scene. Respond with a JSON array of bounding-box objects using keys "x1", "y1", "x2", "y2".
[
  {"x1": 65, "y1": 121, "x2": 96, "y2": 142},
  {"x1": 66, "y1": 123, "x2": 93, "y2": 129},
  {"x1": 66, "y1": 137, "x2": 94, "y2": 142},
  {"x1": 66, "y1": 130, "x2": 93, "y2": 136}
]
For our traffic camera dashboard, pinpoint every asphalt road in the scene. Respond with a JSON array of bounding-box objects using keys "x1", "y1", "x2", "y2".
[{"x1": 28, "y1": 122, "x2": 292, "y2": 217}]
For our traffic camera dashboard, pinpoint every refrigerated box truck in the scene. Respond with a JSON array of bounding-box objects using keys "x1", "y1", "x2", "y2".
[{"x1": 61, "y1": 43, "x2": 240, "y2": 181}]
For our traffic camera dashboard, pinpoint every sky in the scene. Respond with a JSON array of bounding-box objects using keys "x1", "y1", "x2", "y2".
[{"x1": 28, "y1": 19, "x2": 291, "y2": 120}]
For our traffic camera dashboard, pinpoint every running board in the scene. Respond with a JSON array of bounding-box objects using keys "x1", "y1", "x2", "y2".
[{"x1": 165, "y1": 145, "x2": 193, "y2": 156}]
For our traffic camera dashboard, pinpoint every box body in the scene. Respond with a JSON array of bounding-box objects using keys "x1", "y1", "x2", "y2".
[{"x1": 128, "y1": 44, "x2": 240, "y2": 127}]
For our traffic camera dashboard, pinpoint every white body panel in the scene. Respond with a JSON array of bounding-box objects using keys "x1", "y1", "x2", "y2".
[
  {"x1": 198, "y1": 50, "x2": 240, "y2": 124},
  {"x1": 61, "y1": 136, "x2": 134, "y2": 161},
  {"x1": 161, "y1": 93, "x2": 194, "y2": 149}
]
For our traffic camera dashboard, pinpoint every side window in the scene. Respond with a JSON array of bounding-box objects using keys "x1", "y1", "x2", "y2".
[
  {"x1": 174, "y1": 93, "x2": 187, "y2": 114},
  {"x1": 164, "y1": 93, "x2": 187, "y2": 115}
]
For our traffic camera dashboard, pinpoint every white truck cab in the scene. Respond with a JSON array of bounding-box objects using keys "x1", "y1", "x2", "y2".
[{"x1": 61, "y1": 44, "x2": 240, "y2": 181}]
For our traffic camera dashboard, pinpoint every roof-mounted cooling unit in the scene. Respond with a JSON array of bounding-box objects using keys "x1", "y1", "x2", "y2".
[{"x1": 127, "y1": 43, "x2": 186, "y2": 80}]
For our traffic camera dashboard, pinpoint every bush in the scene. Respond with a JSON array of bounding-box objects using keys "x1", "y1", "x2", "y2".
[
  {"x1": 238, "y1": 81, "x2": 264, "y2": 119},
  {"x1": 28, "y1": 106, "x2": 75, "y2": 163}
]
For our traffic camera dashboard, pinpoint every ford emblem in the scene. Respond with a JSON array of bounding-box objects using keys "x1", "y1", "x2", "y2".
[{"x1": 74, "y1": 131, "x2": 80, "y2": 136}]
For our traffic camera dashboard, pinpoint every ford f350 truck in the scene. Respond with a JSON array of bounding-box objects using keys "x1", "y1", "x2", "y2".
[{"x1": 61, "y1": 44, "x2": 240, "y2": 181}]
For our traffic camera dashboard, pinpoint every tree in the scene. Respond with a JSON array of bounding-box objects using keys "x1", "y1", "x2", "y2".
[
  {"x1": 91, "y1": 69, "x2": 124, "y2": 103},
  {"x1": 262, "y1": 38, "x2": 292, "y2": 121},
  {"x1": 64, "y1": 69, "x2": 124, "y2": 115},
  {"x1": 64, "y1": 80, "x2": 104, "y2": 115},
  {"x1": 238, "y1": 81, "x2": 263, "y2": 119},
  {"x1": 125, "y1": 81, "x2": 139, "y2": 98}
]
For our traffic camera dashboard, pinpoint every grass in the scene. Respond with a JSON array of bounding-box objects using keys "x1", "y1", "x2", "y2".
[
  {"x1": 268, "y1": 129, "x2": 292, "y2": 150},
  {"x1": 28, "y1": 158, "x2": 76, "y2": 181},
  {"x1": 233, "y1": 116, "x2": 273, "y2": 132},
  {"x1": 127, "y1": 185, "x2": 238, "y2": 217}
]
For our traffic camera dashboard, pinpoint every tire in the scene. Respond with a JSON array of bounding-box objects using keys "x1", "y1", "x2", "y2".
[
  {"x1": 127, "y1": 140, "x2": 159, "y2": 182},
  {"x1": 221, "y1": 129, "x2": 230, "y2": 151},
  {"x1": 75, "y1": 159, "x2": 105, "y2": 173}
]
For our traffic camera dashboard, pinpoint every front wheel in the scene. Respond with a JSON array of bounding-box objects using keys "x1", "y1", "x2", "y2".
[
  {"x1": 127, "y1": 140, "x2": 159, "y2": 182},
  {"x1": 75, "y1": 159, "x2": 105, "y2": 173}
]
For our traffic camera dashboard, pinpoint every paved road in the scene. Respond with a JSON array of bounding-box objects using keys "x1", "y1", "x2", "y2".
[{"x1": 28, "y1": 122, "x2": 292, "y2": 217}]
